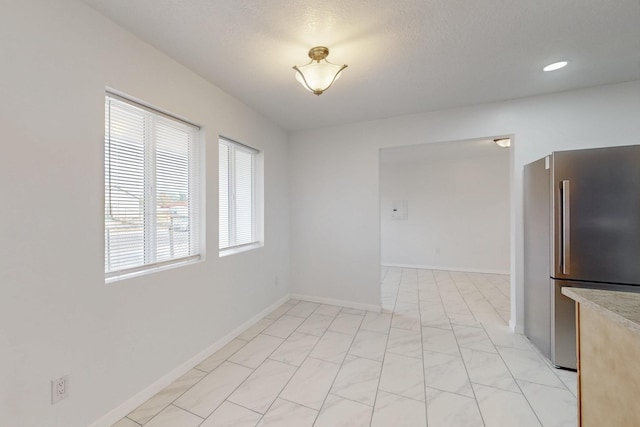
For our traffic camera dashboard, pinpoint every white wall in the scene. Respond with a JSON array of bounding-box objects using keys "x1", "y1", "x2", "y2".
[
  {"x1": 380, "y1": 141, "x2": 510, "y2": 273},
  {"x1": 290, "y1": 79, "x2": 640, "y2": 330},
  {"x1": 0, "y1": 1, "x2": 289, "y2": 426}
]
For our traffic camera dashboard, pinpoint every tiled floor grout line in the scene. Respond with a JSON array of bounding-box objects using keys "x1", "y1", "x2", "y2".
[
  {"x1": 491, "y1": 345, "x2": 574, "y2": 392},
  {"x1": 522, "y1": 334, "x2": 579, "y2": 397},
  {"x1": 455, "y1": 269, "x2": 575, "y2": 425},
  {"x1": 132, "y1": 344, "x2": 247, "y2": 426},
  {"x1": 516, "y1": 377, "x2": 573, "y2": 391},
  {"x1": 276, "y1": 395, "x2": 324, "y2": 412},
  {"x1": 114, "y1": 267, "x2": 577, "y2": 427},
  {"x1": 415, "y1": 268, "x2": 430, "y2": 426},
  {"x1": 327, "y1": 392, "x2": 376, "y2": 408},
  {"x1": 168, "y1": 403, "x2": 205, "y2": 422},
  {"x1": 383, "y1": 267, "x2": 402, "y2": 314},
  {"x1": 192, "y1": 299, "x2": 312, "y2": 425},
  {"x1": 435, "y1": 270, "x2": 487, "y2": 427},
  {"x1": 446, "y1": 270, "x2": 482, "y2": 325},
  {"x1": 454, "y1": 274, "x2": 543, "y2": 426},
  {"x1": 422, "y1": 383, "x2": 485, "y2": 401},
  {"x1": 125, "y1": 298, "x2": 365, "y2": 426},
  {"x1": 180, "y1": 357, "x2": 269, "y2": 422},
  {"x1": 210, "y1": 398, "x2": 264, "y2": 417},
  {"x1": 460, "y1": 271, "x2": 506, "y2": 324},
  {"x1": 263, "y1": 302, "x2": 364, "y2": 425},
  {"x1": 125, "y1": 416, "x2": 141, "y2": 426},
  {"x1": 310, "y1": 314, "x2": 364, "y2": 426},
  {"x1": 375, "y1": 388, "x2": 428, "y2": 404},
  {"x1": 428, "y1": 269, "x2": 450, "y2": 332},
  {"x1": 228, "y1": 304, "x2": 313, "y2": 423},
  {"x1": 367, "y1": 319, "x2": 392, "y2": 427},
  {"x1": 367, "y1": 267, "x2": 403, "y2": 427},
  {"x1": 469, "y1": 381, "x2": 526, "y2": 395},
  {"x1": 467, "y1": 274, "x2": 509, "y2": 321},
  {"x1": 435, "y1": 271, "x2": 467, "y2": 322},
  {"x1": 486, "y1": 274, "x2": 510, "y2": 300},
  {"x1": 255, "y1": 303, "x2": 343, "y2": 425},
  {"x1": 384, "y1": 349, "x2": 423, "y2": 359}
]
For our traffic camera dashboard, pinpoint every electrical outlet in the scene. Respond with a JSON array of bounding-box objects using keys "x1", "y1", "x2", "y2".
[{"x1": 51, "y1": 375, "x2": 69, "y2": 404}]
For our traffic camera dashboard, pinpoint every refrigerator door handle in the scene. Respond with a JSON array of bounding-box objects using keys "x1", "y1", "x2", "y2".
[{"x1": 561, "y1": 180, "x2": 571, "y2": 274}]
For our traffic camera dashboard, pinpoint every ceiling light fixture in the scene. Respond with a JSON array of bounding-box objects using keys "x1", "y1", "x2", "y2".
[
  {"x1": 293, "y1": 46, "x2": 347, "y2": 95},
  {"x1": 494, "y1": 138, "x2": 511, "y2": 148},
  {"x1": 543, "y1": 61, "x2": 568, "y2": 72}
]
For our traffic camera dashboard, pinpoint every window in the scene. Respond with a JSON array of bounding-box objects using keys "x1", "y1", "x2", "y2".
[
  {"x1": 219, "y1": 137, "x2": 259, "y2": 252},
  {"x1": 104, "y1": 93, "x2": 201, "y2": 280}
]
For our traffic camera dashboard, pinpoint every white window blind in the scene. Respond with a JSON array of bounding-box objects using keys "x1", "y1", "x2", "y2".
[
  {"x1": 105, "y1": 94, "x2": 200, "y2": 279},
  {"x1": 219, "y1": 137, "x2": 258, "y2": 250}
]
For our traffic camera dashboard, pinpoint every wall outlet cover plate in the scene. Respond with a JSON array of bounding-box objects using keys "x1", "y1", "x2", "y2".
[{"x1": 51, "y1": 375, "x2": 69, "y2": 404}]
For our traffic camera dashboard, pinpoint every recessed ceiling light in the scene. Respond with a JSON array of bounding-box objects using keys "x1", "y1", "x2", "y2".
[{"x1": 543, "y1": 61, "x2": 568, "y2": 72}]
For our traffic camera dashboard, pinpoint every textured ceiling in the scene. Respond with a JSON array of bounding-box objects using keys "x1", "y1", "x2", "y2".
[{"x1": 81, "y1": 0, "x2": 640, "y2": 131}]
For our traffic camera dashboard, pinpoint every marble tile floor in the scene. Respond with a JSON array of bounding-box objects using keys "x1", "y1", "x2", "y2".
[{"x1": 113, "y1": 267, "x2": 577, "y2": 427}]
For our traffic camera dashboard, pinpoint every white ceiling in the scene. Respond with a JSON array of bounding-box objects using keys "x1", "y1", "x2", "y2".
[{"x1": 81, "y1": 0, "x2": 640, "y2": 132}]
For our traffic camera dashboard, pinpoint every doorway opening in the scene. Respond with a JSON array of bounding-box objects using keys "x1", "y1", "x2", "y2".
[{"x1": 379, "y1": 137, "x2": 512, "y2": 327}]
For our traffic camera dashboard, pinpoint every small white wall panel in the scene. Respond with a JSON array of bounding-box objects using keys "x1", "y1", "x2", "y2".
[{"x1": 392, "y1": 200, "x2": 408, "y2": 220}]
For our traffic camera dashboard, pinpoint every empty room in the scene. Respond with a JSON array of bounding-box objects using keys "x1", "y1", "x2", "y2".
[{"x1": 1, "y1": 1, "x2": 639, "y2": 426}]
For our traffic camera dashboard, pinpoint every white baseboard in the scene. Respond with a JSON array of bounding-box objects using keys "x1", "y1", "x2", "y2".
[
  {"x1": 290, "y1": 293, "x2": 381, "y2": 313},
  {"x1": 509, "y1": 319, "x2": 524, "y2": 334},
  {"x1": 89, "y1": 294, "x2": 291, "y2": 427},
  {"x1": 382, "y1": 263, "x2": 510, "y2": 275}
]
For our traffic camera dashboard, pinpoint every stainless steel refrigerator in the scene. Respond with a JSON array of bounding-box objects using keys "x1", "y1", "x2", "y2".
[{"x1": 524, "y1": 145, "x2": 640, "y2": 369}]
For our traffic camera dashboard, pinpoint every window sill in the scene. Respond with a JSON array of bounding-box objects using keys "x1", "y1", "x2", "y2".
[
  {"x1": 105, "y1": 256, "x2": 202, "y2": 284},
  {"x1": 219, "y1": 242, "x2": 263, "y2": 258}
]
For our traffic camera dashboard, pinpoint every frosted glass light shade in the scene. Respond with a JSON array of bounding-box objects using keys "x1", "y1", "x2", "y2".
[
  {"x1": 293, "y1": 47, "x2": 347, "y2": 95},
  {"x1": 494, "y1": 138, "x2": 511, "y2": 147}
]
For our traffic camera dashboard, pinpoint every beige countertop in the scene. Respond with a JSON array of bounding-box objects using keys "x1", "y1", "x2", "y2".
[{"x1": 562, "y1": 287, "x2": 640, "y2": 336}]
